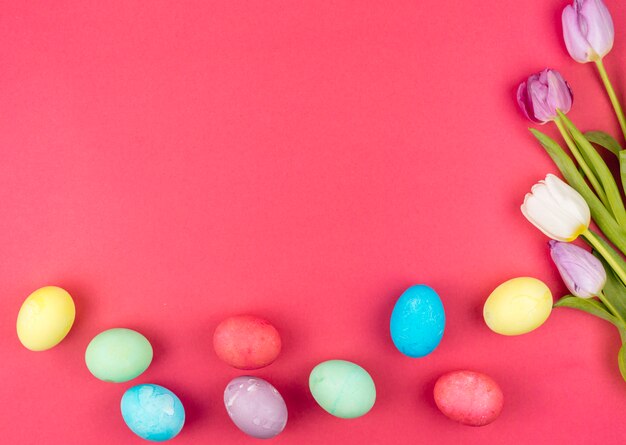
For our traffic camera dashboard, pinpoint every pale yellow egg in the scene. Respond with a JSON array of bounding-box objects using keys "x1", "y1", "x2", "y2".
[
  {"x1": 483, "y1": 277, "x2": 552, "y2": 335},
  {"x1": 16, "y1": 286, "x2": 75, "y2": 351}
]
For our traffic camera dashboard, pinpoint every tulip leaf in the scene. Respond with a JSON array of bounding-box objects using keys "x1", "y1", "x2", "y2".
[
  {"x1": 591, "y1": 249, "x2": 626, "y2": 322},
  {"x1": 588, "y1": 229, "x2": 626, "y2": 276},
  {"x1": 620, "y1": 150, "x2": 626, "y2": 197},
  {"x1": 619, "y1": 327, "x2": 626, "y2": 344},
  {"x1": 585, "y1": 131, "x2": 622, "y2": 156},
  {"x1": 555, "y1": 119, "x2": 609, "y2": 207},
  {"x1": 558, "y1": 111, "x2": 626, "y2": 227},
  {"x1": 619, "y1": 344, "x2": 626, "y2": 382},
  {"x1": 530, "y1": 129, "x2": 626, "y2": 255},
  {"x1": 554, "y1": 295, "x2": 626, "y2": 329}
]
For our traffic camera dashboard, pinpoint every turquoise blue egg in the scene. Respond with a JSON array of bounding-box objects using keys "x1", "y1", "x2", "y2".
[
  {"x1": 121, "y1": 384, "x2": 185, "y2": 442},
  {"x1": 390, "y1": 284, "x2": 445, "y2": 358}
]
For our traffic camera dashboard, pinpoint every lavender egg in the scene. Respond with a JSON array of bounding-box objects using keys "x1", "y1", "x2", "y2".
[{"x1": 224, "y1": 376, "x2": 288, "y2": 439}]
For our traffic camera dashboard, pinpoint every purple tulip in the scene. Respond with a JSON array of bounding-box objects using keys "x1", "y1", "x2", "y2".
[
  {"x1": 562, "y1": 0, "x2": 614, "y2": 63},
  {"x1": 517, "y1": 69, "x2": 573, "y2": 124},
  {"x1": 549, "y1": 240, "x2": 606, "y2": 298}
]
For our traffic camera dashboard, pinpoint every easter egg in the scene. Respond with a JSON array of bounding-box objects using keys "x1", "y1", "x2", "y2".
[
  {"x1": 309, "y1": 360, "x2": 376, "y2": 419},
  {"x1": 224, "y1": 376, "x2": 288, "y2": 439},
  {"x1": 85, "y1": 328, "x2": 153, "y2": 382},
  {"x1": 434, "y1": 370, "x2": 504, "y2": 426},
  {"x1": 483, "y1": 277, "x2": 552, "y2": 335},
  {"x1": 213, "y1": 315, "x2": 281, "y2": 370},
  {"x1": 390, "y1": 284, "x2": 445, "y2": 358},
  {"x1": 121, "y1": 384, "x2": 185, "y2": 441},
  {"x1": 16, "y1": 286, "x2": 75, "y2": 351}
]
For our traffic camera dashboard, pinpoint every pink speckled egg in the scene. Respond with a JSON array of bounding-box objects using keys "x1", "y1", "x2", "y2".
[
  {"x1": 213, "y1": 315, "x2": 281, "y2": 370},
  {"x1": 433, "y1": 370, "x2": 503, "y2": 426}
]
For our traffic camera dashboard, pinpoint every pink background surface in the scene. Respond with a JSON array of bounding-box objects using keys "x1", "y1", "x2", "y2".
[{"x1": 2, "y1": 1, "x2": 626, "y2": 443}]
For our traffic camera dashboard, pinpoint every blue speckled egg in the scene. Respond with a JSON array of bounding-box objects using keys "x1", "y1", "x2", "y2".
[
  {"x1": 390, "y1": 284, "x2": 445, "y2": 357},
  {"x1": 121, "y1": 384, "x2": 185, "y2": 442}
]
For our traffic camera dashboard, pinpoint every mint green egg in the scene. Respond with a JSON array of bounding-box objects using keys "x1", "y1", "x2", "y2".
[
  {"x1": 85, "y1": 328, "x2": 153, "y2": 383},
  {"x1": 309, "y1": 360, "x2": 376, "y2": 419}
]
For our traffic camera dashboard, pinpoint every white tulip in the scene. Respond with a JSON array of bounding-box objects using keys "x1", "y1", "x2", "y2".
[{"x1": 521, "y1": 174, "x2": 590, "y2": 241}]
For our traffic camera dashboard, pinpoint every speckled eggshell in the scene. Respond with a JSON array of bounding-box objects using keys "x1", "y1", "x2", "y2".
[
  {"x1": 85, "y1": 328, "x2": 153, "y2": 382},
  {"x1": 16, "y1": 286, "x2": 75, "y2": 351},
  {"x1": 434, "y1": 370, "x2": 503, "y2": 426},
  {"x1": 121, "y1": 384, "x2": 185, "y2": 441},
  {"x1": 309, "y1": 360, "x2": 376, "y2": 419},
  {"x1": 390, "y1": 284, "x2": 445, "y2": 358},
  {"x1": 213, "y1": 315, "x2": 281, "y2": 370},
  {"x1": 224, "y1": 376, "x2": 288, "y2": 439}
]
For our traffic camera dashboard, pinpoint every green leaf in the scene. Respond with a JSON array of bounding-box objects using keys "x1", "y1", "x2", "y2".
[
  {"x1": 588, "y1": 229, "x2": 626, "y2": 276},
  {"x1": 585, "y1": 131, "x2": 622, "y2": 156},
  {"x1": 530, "y1": 129, "x2": 626, "y2": 255},
  {"x1": 592, "y1": 249, "x2": 626, "y2": 322},
  {"x1": 555, "y1": 119, "x2": 609, "y2": 206},
  {"x1": 554, "y1": 295, "x2": 625, "y2": 329},
  {"x1": 618, "y1": 344, "x2": 626, "y2": 382},
  {"x1": 558, "y1": 111, "x2": 626, "y2": 227},
  {"x1": 619, "y1": 327, "x2": 626, "y2": 344},
  {"x1": 620, "y1": 150, "x2": 626, "y2": 198}
]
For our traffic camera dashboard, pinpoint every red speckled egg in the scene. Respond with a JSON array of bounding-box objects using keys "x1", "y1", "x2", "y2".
[
  {"x1": 433, "y1": 370, "x2": 503, "y2": 426},
  {"x1": 213, "y1": 315, "x2": 282, "y2": 370}
]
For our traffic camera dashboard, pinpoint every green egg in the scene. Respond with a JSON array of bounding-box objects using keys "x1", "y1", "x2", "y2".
[
  {"x1": 309, "y1": 359, "x2": 376, "y2": 419},
  {"x1": 85, "y1": 328, "x2": 153, "y2": 383}
]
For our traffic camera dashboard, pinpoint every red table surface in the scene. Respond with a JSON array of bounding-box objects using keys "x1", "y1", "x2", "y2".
[{"x1": 2, "y1": 1, "x2": 626, "y2": 444}]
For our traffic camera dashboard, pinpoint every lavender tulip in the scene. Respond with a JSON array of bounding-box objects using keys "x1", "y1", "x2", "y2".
[
  {"x1": 562, "y1": 0, "x2": 614, "y2": 63},
  {"x1": 549, "y1": 240, "x2": 606, "y2": 298},
  {"x1": 517, "y1": 69, "x2": 573, "y2": 124}
]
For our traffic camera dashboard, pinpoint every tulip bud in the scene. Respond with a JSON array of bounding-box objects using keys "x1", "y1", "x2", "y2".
[
  {"x1": 562, "y1": 0, "x2": 614, "y2": 63},
  {"x1": 549, "y1": 240, "x2": 606, "y2": 298},
  {"x1": 521, "y1": 174, "x2": 590, "y2": 242},
  {"x1": 517, "y1": 69, "x2": 573, "y2": 124}
]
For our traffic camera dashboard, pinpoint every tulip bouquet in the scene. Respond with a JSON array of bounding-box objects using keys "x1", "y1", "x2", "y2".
[{"x1": 518, "y1": 0, "x2": 626, "y2": 381}]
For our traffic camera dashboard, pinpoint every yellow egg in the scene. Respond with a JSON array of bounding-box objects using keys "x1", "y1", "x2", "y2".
[
  {"x1": 16, "y1": 286, "x2": 76, "y2": 351},
  {"x1": 483, "y1": 277, "x2": 552, "y2": 335}
]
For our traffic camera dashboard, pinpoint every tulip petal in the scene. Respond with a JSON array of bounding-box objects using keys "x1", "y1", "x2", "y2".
[
  {"x1": 546, "y1": 70, "x2": 573, "y2": 114},
  {"x1": 556, "y1": 256, "x2": 604, "y2": 298},
  {"x1": 516, "y1": 82, "x2": 539, "y2": 123},
  {"x1": 521, "y1": 201, "x2": 563, "y2": 240},
  {"x1": 544, "y1": 174, "x2": 591, "y2": 227},
  {"x1": 521, "y1": 197, "x2": 560, "y2": 239},
  {"x1": 562, "y1": 5, "x2": 593, "y2": 62},
  {"x1": 522, "y1": 187, "x2": 584, "y2": 241},
  {"x1": 528, "y1": 76, "x2": 554, "y2": 123},
  {"x1": 580, "y1": 0, "x2": 614, "y2": 58},
  {"x1": 520, "y1": 175, "x2": 591, "y2": 241},
  {"x1": 563, "y1": 261, "x2": 606, "y2": 298},
  {"x1": 559, "y1": 263, "x2": 594, "y2": 298},
  {"x1": 521, "y1": 202, "x2": 574, "y2": 241}
]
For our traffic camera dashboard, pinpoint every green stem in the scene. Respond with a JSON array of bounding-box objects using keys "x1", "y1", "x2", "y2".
[
  {"x1": 595, "y1": 59, "x2": 626, "y2": 142},
  {"x1": 584, "y1": 229, "x2": 626, "y2": 285},
  {"x1": 598, "y1": 290, "x2": 626, "y2": 325},
  {"x1": 555, "y1": 117, "x2": 609, "y2": 207}
]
